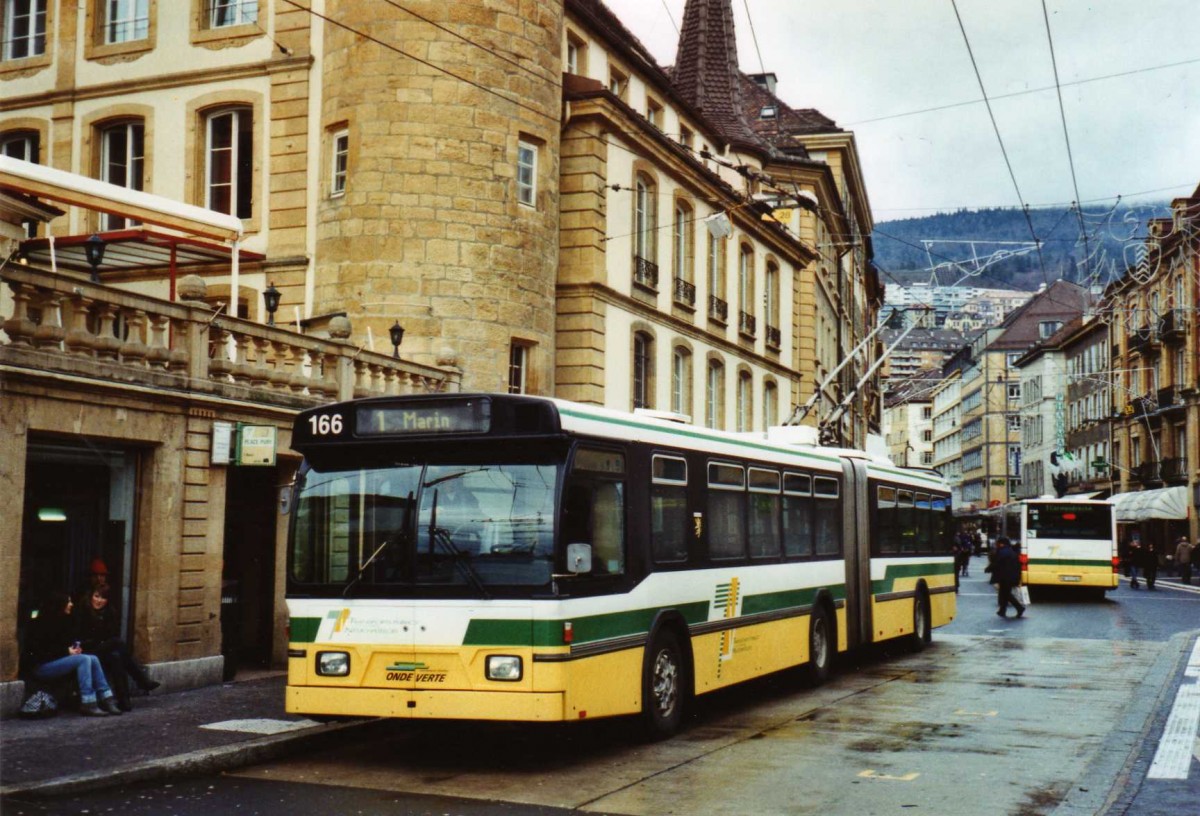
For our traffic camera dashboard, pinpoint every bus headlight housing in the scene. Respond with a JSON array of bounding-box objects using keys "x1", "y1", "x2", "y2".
[
  {"x1": 316, "y1": 651, "x2": 350, "y2": 676},
  {"x1": 486, "y1": 655, "x2": 522, "y2": 681}
]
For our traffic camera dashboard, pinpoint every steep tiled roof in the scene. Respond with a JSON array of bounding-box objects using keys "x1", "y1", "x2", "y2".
[{"x1": 672, "y1": 0, "x2": 771, "y2": 156}]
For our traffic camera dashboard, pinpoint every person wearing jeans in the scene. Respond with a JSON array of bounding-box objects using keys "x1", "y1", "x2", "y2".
[{"x1": 25, "y1": 591, "x2": 122, "y2": 716}]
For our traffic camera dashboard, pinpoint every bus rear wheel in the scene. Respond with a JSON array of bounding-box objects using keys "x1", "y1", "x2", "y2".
[
  {"x1": 800, "y1": 605, "x2": 831, "y2": 686},
  {"x1": 641, "y1": 629, "x2": 685, "y2": 740},
  {"x1": 909, "y1": 591, "x2": 932, "y2": 652}
]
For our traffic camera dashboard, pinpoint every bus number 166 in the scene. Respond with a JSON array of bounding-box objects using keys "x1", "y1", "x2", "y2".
[{"x1": 309, "y1": 414, "x2": 343, "y2": 435}]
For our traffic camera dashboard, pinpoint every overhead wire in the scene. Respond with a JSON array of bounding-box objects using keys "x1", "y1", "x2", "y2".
[
  {"x1": 948, "y1": 0, "x2": 1050, "y2": 287},
  {"x1": 1039, "y1": 0, "x2": 1092, "y2": 284}
]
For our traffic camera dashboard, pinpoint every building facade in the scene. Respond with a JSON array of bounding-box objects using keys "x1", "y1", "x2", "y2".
[{"x1": 1, "y1": 0, "x2": 882, "y2": 708}]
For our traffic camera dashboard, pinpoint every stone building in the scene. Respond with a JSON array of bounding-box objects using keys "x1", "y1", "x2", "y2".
[
  {"x1": 1106, "y1": 184, "x2": 1200, "y2": 544},
  {"x1": 1, "y1": 0, "x2": 880, "y2": 706}
]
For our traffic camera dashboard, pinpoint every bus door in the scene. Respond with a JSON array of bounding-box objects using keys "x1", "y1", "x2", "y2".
[{"x1": 841, "y1": 459, "x2": 872, "y2": 650}]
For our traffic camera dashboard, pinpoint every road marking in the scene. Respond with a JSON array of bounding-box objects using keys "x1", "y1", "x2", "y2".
[
  {"x1": 857, "y1": 770, "x2": 920, "y2": 782},
  {"x1": 953, "y1": 709, "x2": 997, "y2": 717},
  {"x1": 200, "y1": 718, "x2": 321, "y2": 735},
  {"x1": 1147, "y1": 638, "x2": 1200, "y2": 780}
]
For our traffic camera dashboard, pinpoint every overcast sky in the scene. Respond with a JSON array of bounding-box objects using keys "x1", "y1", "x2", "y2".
[{"x1": 599, "y1": 0, "x2": 1200, "y2": 221}]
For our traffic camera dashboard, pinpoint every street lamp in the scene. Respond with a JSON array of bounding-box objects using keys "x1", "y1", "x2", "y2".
[
  {"x1": 389, "y1": 320, "x2": 405, "y2": 358},
  {"x1": 262, "y1": 282, "x2": 281, "y2": 326},
  {"x1": 84, "y1": 234, "x2": 106, "y2": 283}
]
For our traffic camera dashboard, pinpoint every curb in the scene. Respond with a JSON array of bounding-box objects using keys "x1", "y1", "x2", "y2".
[
  {"x1": 0, "y1": 717, "x2": 377, "y2": 800},
  {"x1": 1051, "y1": 628, "x2": 1199, "y2": 815}
]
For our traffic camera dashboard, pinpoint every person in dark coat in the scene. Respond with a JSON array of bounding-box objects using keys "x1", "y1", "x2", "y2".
[
  {"x1": 1142, "y1": 540, "x2": 1159, "y2": 590},
  {"x1": 24, "y1": 591, "x2": 121, "y2": 716},
  {"x1": 75, "y1": 584, "x2": 159, "y2": 710},
  {"x1": 988, "y1": 537, "x2": 1026, "y2": 618}
]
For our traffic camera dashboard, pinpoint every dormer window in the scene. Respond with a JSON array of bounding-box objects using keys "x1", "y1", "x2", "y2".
[{"x1": 759, "y1": 105, "x2": 777, "y2": 120}]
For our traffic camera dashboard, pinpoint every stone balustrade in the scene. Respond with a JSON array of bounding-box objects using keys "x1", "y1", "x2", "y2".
[{"x1": 1, "y1": 265, "x2": 459, "y2": 407}]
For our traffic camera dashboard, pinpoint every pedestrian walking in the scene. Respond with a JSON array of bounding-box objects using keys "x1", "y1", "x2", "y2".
[
  {"x1": 1142, "y1": 540, "x2": 1159, "y2": 590},
  {"x1": 1126, "y1": 536, "x2": 1143, "y2": 588},
  {"x1": 1174, "y1": 536, "x2": 1193, "y2": 585},
  {"x1": 989, "y1": 536, "x2": 1026, "y2": 618}
]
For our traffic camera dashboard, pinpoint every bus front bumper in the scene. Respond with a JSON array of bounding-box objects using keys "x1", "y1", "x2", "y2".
[{"x1": 286, "y1": 685, "x2": 566, "y2": 722}]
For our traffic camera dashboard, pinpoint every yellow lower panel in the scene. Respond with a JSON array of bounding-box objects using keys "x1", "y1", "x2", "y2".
[
  {"x1": 930, "y1": 591, "x2": 956, "y2": 628},
  {"x1": 692, "y1": 617, "x2": 807, "y2": 693},
  {"x1": 872, "y1": 597, "x2": 913, "y2": 642},
  {"x1": 1026, "y1": 568, "x2": 1117, "y2": 589},
  {"x1": 286, "y1": 684, "x2": 565, "y2": 721},
  {"x1": 562, "y1": 648, "x2": 644, "y2": 721}
]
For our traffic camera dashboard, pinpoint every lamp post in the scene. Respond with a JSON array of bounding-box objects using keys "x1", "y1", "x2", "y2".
[
  {"x1": 84, "y1": 234, "x2": 106, "y2": 283},
  {"x1": 389, "y1": 321, "x2": 405, "y2": 358},
  {"x1": 262, "y1": 282, "x2": 281, "y2": 326}
]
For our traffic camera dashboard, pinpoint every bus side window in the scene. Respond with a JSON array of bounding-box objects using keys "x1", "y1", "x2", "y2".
[
  {"x1": 651, "y1": 455, "x2": 689, "y2": 564},
  {"x1": 877, "y1": 486, "x2": 898, "y2": 554}
]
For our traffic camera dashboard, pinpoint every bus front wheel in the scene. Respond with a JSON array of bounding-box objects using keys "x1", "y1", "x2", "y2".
[{"x1": 641, "y1": 629, "x2": 685, "y2": 740}]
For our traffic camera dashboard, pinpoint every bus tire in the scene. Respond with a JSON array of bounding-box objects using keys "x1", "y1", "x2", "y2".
[
  {"x1": 909, "y1": 590, "x2": 932, "y2": 652},
  {"x1": 801, "y1": 604, "x2": 832, "y2": 686},
  {"x1": 640, "y1": 629, "x2": 685, "y2": 740}
]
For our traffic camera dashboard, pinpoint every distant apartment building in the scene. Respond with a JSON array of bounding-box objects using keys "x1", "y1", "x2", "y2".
[
  {"x1": 882, "y1": 282, "x2": 1032, "y2": 329},
  {"x1": 883, "y1": 369, "x2": 939, "y2": 468},
  {"x1": 930, "y1": 369, "x2": 963, "y2": 507},
  {"x1": 880, "y1": 327, "x2": 966, "y2": 381},
  {"x1": 1062, "y1": 318, "x2": 1113, "y2": 495}
]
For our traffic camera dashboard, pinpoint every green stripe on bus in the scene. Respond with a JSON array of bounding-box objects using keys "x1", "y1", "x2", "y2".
[
  {"x1": 1025, "y1": 558, "x2": 1113, "y2": 568},
  {"x1": 290, "y1": 617, "x2": 322, "y2": 643},
  {"x1": 871, "y1": 561, "x2": 954, "y2": 595},
  {"x1": 463, "y1": 601, "x2": 711, "y2": 646},
  {"x1": 742, "y1": 585, "x2": 846, "y2": 615}
]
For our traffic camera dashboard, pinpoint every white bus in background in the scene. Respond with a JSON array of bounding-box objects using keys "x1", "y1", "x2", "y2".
[{"x1": 1016, "y1": 498, "x2": 1119, "y2": 597}]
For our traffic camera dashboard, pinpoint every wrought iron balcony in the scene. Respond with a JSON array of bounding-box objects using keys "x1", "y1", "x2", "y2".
[
  {"x1": 708, "y1": 296, "x2": 728, "y2": 322},
  {"x1": 673, "y1": 277, "x2": 696, "y2": 307},
  {"x1": 1133, "y1": 461, "x2": 1162, "y2": 484},
  {"x1": 633, "y1": 256, "x2": 659, "y2": 291},
  {"x1": 1156, "y1": 385, "x2": 1184, "y2": 411},
  {"x1": 1161, "y1": 457, "x2": 1188, "y2": 482},
  {"x1": 1160, "y1": 308, "x2": 1188, "y2": 342},
  {"x1": 1128, "y1": 325, "x2": 1159, "y2": 354},
  {"x1": 766, "y1": 324, "x2": 781, "y2": 349},
  {"x1": 739, "y1": 311, "x2": 757, "y2": 337}
]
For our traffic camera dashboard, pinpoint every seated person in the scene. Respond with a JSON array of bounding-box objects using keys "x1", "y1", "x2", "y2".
[
  {"x1": 76, "y1": 584, "x2": 159, "y2": 711},
  {"x1": 24, "y1": 591, "x2": 121, "y2": 717}
]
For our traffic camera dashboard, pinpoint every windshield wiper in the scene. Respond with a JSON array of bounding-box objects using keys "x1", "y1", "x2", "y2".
[
  {"x1": 343, "y1": 491, "x2": 414, "y2": 598},
  {"x1": 427, "y1": 488, "x2": 491, "y2": 599}
]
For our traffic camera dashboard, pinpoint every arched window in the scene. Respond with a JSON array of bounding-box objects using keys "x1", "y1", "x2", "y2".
[
  {"x1": 707, "y1": 231, "x2": 726, "y2": 320},
  {"x1": 737, "y1": 371, "x2": 753, "y2": 432},
  {"x1": 738, "y1": 244, "x2": 755, "y2": 334},
  {"x1": 99, "y1": 120, "x2": 144, "y2": 230},
  {"x1": 633, "y1": 331, "x2": 654, "y2": 410},
  {"x1": 633, "y1": 173, "x2": 657, "y2": 274},
  {"x1": 705, "y1": 359, "x2": 724, "y2": 429},
  {"x1": 204, "y1": 106, "x2": 253, "y2": 218},
  {"x1": 671, "y1": 345, "x2": 692, "y2": 416},
  {"x1": 673, "y1": 201, "x2": 695, "y2": 306},
  {"x1": 765, "y1": 261, "x2": 780, "y2": 346},
  {"x1": 763, "y1": 380, "x2": 778, "y2": 428},
  {"x1": 2, "y1": 0, "x2": 46, "y2": 59}
]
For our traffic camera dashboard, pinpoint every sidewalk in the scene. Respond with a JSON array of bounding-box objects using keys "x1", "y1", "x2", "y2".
[{"x1": 0, "y1": 672, "x2": 370, "y2": 800}]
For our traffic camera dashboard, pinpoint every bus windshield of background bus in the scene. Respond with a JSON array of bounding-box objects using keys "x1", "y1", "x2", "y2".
[
  {"x1": 289, "y1": 462, "x2": 558, "y2": 591},
  {"x1": 1027, "y1": 504, "x2": 1112, "y2": 540}
]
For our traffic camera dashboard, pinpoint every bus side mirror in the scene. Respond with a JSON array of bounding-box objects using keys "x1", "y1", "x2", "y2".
[{"x1": 566, "y1": 543, "x2": 592, "y2": 574}]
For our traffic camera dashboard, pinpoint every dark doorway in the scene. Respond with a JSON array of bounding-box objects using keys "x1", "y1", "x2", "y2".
[
  {"x1": 18, "y1": 443, "x2": 138, "y2": 671},
  {"x1": 221, "y1": 465, "x2": 279, "y2": 679}
]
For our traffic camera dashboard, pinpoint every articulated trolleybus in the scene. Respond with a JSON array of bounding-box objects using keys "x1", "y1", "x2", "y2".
[
  {"x1": 1016, "y1": 497, "x2": 1119, "y2": 596},
  {"x1": 285, "y1": 394, "x2": 955, "y2": 738}
]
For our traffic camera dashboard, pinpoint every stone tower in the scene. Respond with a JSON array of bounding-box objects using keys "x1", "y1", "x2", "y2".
[{"x1": 316, "y1": 1, "x2": 563, "y2": 392}]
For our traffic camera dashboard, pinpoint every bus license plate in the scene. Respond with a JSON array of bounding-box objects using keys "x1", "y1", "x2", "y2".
[{"x1": 1060, "y1": 576, "x2": 1081, "y2": 582}]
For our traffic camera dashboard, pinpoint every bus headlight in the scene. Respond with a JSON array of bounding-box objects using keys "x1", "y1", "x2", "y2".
[
  {"x1": 316, "y1": 651, "x2": 350, "y2": 676},
  {"x1": 486, "y1": 655, "x2": 522, "y2": 681}
]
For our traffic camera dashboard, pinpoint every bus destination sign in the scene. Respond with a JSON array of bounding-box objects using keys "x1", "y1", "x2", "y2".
[{"x1": 356, "y1": 399, "x2": 491, "y2": 437}]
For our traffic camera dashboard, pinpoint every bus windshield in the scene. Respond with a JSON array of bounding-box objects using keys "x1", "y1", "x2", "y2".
[
  {"x1": 289, "y1": 461, "x2": 559, "y2": 593},
  {"x1": 1026, "y1": 503, "x2": 1112, "y2": 540}
]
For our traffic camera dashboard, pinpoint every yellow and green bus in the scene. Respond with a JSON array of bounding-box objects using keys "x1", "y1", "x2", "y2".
[
  {"x1": 1016, "y1": 498, "x2": 1119, "y2": 596},
  {"x1": 284, "y1": 393, "x2": 955, "y2": 738}
]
